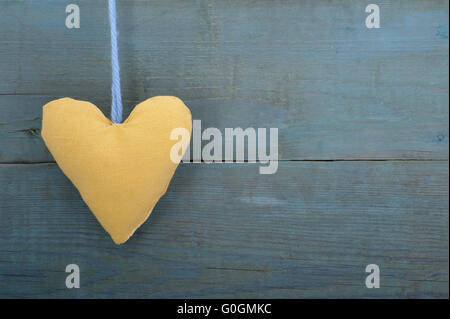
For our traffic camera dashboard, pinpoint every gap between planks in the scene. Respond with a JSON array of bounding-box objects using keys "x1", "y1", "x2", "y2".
[{"x1": 0, "y1": 159, "x2": 448, "y2": 166}]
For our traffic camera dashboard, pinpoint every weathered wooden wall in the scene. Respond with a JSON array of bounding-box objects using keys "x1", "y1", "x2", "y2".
[{"x1": 0, "y1": 0, "x2": 448, "y2": 298}]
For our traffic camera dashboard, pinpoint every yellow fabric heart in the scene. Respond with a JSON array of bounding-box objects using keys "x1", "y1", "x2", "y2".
[{"x1": 41, "y1": 96, "x2": 191, "y2": 244}]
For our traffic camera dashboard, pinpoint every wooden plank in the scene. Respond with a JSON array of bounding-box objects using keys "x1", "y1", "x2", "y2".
[
  {"x1": 0, "y1": 0, "x2": 448, "y2": 162},
  {"x1": 0, "y1": 161, "x2": 447, "y2": 298}
]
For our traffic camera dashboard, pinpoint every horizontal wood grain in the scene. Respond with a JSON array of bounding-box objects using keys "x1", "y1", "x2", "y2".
[
  {"x1": 0, "y1": 161, "x2": 448, "y2": 298},
  {"x1": 0, "y1": 93, "x2": 448, "y2": 163},
  {"x1": 0, "y1": 0, "x2": 448, "y2": 300},
  {"x1": 0, "y1": 0, "x2": 448, "y2": 162}
]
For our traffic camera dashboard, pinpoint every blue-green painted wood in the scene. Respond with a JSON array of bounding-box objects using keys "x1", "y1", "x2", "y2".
[
  {"x1": 0, "y1": 162, "x2": 448, "y2": 298},
  {"x1": 0, "y1": 0, "x2": 448, "y2": 299},
  {"x1": 0, "y1": 0, "x2": 448, "y2": 162}
]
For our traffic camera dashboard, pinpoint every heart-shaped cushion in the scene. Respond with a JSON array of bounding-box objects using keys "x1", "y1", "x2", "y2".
[{"x1": 41, "y1": 96, "x2": 192, "y2": 244}]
